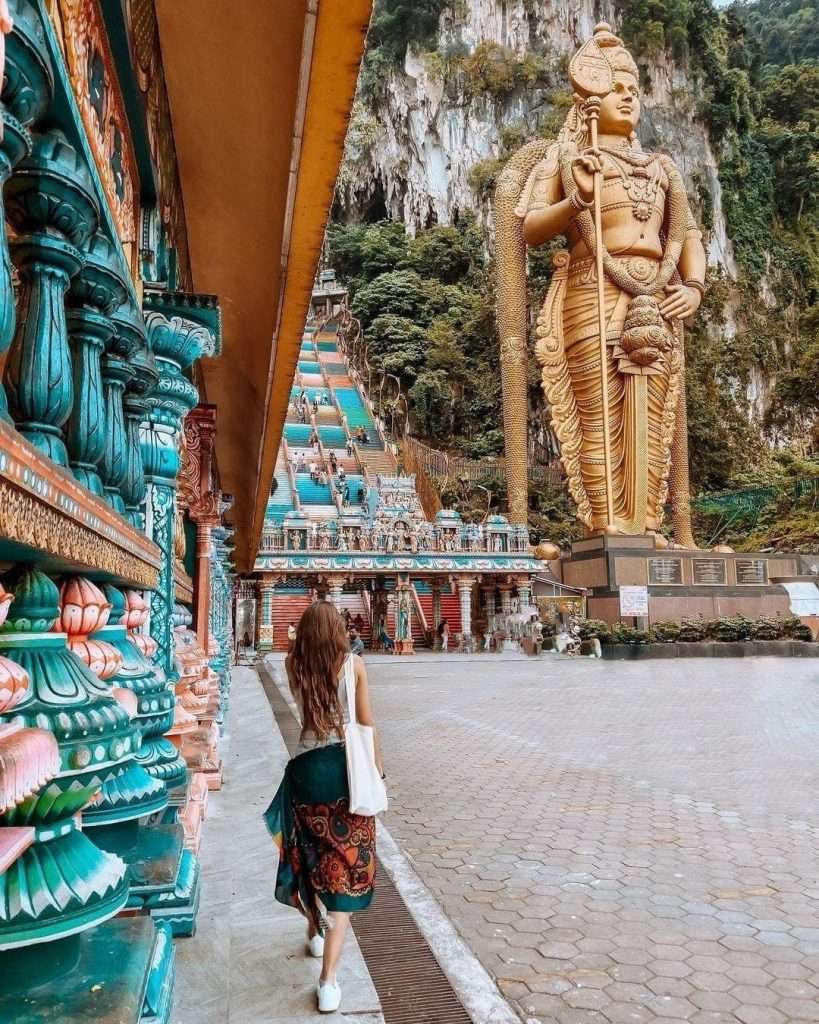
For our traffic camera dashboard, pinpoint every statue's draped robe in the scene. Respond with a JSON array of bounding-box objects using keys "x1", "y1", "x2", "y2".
[{"x1": 522, "y1": 148, "x2": 697, "y2": 535}]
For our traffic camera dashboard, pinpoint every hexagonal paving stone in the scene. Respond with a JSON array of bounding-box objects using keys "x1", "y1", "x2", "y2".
[
  {"x1": 735, "y1": 1007, "x2": 787, "y2": 1024},
  {"x1": 538, "y1": 941, "x2": 580, "y2": 960}
]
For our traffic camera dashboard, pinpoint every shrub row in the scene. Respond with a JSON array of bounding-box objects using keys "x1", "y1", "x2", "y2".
[{"x1": 576, "y1": 615, "x2": 814, "y2": 645}]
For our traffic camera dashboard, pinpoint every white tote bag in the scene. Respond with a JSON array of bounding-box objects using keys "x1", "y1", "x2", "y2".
[{"x1": 342, "y1": 655, "x2": 388, "y2": 816}]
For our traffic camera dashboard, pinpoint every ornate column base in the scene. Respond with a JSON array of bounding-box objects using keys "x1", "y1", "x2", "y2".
[
  {"x1": 0, "y1": 916, "x2": 175, "y2": 1024},
  {"x1": 393, "y1": 637, "x2": 415, "y2": 656},
  {"x1": 142, "y1": 846, "x2": 201, "y2": 938}
]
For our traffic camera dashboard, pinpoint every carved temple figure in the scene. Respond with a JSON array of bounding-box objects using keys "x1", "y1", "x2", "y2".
[
  {"x1": 397, "y1": 598, "x2": 409, "y2": 641},
  {"x1": 496, "y1": 23, "x2": 704, "y2": 545}
]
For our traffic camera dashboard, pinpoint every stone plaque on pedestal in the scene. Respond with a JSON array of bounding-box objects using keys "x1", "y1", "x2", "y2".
[
  {"x1": 648, "y1": 557, "x2": 683, "y2": 585},
  {"x1": 692, "y1": 558, "x2": 727, "y2": 585},
  {"x1": 563, "y1": 536, "x2": 795, "y2": 627},
  {"x1": 736, "y1": 558, "x2": 768, "y2": 585}
]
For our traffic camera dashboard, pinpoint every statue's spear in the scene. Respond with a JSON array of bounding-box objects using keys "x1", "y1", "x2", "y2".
[{"x1": 585, "y1": 95, "x2": 615, "y2": 531}]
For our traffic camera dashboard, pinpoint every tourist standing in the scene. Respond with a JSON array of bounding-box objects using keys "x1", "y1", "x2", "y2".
[
  {"x1": 266, "y1": 602, "x2": 383, "y2": 1014},
  {"x1": 378, "y1": 623, "x2": 393, "y2": 651},
  {"x1": 349, "y1": 628, "x2": 365, "y2": 656},
  {"x1": 438, "y1": 618, "x2": 449, "y2": 652}
]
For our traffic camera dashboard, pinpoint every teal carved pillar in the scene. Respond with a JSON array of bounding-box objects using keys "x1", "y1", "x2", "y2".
[
  {"x1": 113, "y1": 301, "x2": 151, "y2": 523},
  {"x1": 52, "y1": 577, "x2": 168, "y2": 829},
  {"x1": 0, "y1": 0, "x2": 52, "y2": 424},
  {"x1": 101, "y1": 354, "x2": 132, "y2": 512},
  {"x1": 65, "y1": 234, "x2": 126, "y2": 495},
  {"x1": 0, "y1": 117, "x2": 29, "y2": 425},
  {"x1": 122, "y1": 348, "x2": 156, "y2": 529},
  {"x1": 0, "y1": 567, "x2": 140, "y2": 947},
  {"x1": 210, "y1": 515, "x2": 235, "y2": 711},
  {"x1": 4, "y1": 130, "x2": 99, "y2": 465},
  {"x1": 101, "y1": 584, "x2": 186, "y2": 792},
  {"x1": 142, "y1": 311, "x2": 208, "y2": 675}
]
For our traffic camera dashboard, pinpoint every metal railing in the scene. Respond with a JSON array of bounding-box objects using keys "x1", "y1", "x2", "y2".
[{"x1": 401, "y1": 435, "x2": 562, "y2": 488}]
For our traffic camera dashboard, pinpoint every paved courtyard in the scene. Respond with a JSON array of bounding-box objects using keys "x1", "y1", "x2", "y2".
[{"x1": 368, "y1": 654, "x2": 819, "y2": 1024}]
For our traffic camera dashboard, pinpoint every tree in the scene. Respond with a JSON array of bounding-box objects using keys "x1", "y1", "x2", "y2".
[
  {"x1": 366, "y1": 314, "x2": 427, "y2": 386},
  {"x1": 409, "y1": 370, "x2": 455, "y2": 436},
  {"x1": 351, "y1": 270, "x2": 438, "y2": 325},
  {"x1": 403, "y1": 224, "x2": 479, "y2": 283}
]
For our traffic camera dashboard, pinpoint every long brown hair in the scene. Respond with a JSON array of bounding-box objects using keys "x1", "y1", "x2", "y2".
[{"x1": 288, "y1": 600, "x2": 349, "y2": 741}]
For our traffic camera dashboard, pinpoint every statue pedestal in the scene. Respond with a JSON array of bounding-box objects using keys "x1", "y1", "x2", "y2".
[
  {"x1": 394, "y1": 638, "x2": 414, "y2": 656},
  {"x1": 561, "y1": 535, "x2": 800, "y2": 624}
]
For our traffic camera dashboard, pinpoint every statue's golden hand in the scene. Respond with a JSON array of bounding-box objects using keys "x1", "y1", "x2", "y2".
[
  {"x1": 659, "y1": 283, "x2": 701, "y2": 321},
  {"x1": 570, "y1": 149, "x2": 602, "y2": 202}
]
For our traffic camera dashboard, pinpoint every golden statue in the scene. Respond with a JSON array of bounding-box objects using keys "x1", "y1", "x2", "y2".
[{"x1": 495, "y1": 23, "x2": 705, "y2": 546}]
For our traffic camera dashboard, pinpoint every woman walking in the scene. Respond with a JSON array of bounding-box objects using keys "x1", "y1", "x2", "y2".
[{"x1": 265, "y1": 602, "x2": 383, "y2": 1013}]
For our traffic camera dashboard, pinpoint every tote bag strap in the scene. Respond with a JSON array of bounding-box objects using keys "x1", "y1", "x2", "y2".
[{"x1": 343, "y1": 654, "x2": 357, "y2": 725}]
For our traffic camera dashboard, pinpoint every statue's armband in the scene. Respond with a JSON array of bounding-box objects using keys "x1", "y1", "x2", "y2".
[
  {"x1": 684, "y1": 208, "x2": 702, "y2": 241},
  {"x1": 514, "y1": 145, "x2": 561, "y2": 219}
]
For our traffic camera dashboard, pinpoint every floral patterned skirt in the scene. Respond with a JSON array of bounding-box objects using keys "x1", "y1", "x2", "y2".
[{"x1": 263, "y1": 743, "x2": 376, "y2": 929}]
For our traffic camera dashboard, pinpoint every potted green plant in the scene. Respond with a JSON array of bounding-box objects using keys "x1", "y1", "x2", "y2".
[
  {"x1": 709, "y1": 614, "x2": 754, "y2": 656},
  {"x1": 602, "y1": 621, "x2": 651, "y2": 659},
  {"x1": 676, "y1": 617, "x2": 709, "y2": 657},
  {"x1": 783, "y1": 616, "x2": 814, "y2": 642},
  {"x1": 649, "y1": 621, "x2": 681, "y2": 644},
  {"x1": 575, "y1": 618, "x2": 610, "y2": 657}
]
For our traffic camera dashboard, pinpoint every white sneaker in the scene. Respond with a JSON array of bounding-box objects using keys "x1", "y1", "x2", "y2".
[
  {"x1": 307, "y1": 932, "x2": 325, "y2": 958},
  {"x1": 317, "y1": 978, "x2": 341, "y2": 1013}
]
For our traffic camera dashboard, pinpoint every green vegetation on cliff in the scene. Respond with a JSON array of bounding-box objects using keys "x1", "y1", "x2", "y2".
[{"x1": 327, "y1": 218, "x2": 505, "y2": 457}]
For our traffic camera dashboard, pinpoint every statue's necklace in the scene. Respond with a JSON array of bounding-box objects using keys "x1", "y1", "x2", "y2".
[{"x1": 601, "y1": 147, "x2": 662, "y2": 223}]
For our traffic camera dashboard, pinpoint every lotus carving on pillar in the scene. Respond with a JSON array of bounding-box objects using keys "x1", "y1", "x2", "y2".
[
  {"x1": 56, "y1": 576, "x2": 123, "y2": 681},
  {"x1": 0, "y1": 584, "x2": 30, "y2": 714},
  {"x1": 124, "y1": 588, "x2": 159, "y2": 660}
]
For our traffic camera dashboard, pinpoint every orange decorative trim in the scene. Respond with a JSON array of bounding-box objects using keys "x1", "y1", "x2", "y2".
[
  {"x1": 53, "y1": 0, "x2": 139, "y2": 248},
  {"x1": 0, "y1": 421, "x2": 160, "y2": 588}
]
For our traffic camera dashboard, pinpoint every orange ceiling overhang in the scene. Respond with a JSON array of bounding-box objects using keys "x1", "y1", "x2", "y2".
[{"x1": 155, "y1": 0, "x2": 371, "y2": 572}]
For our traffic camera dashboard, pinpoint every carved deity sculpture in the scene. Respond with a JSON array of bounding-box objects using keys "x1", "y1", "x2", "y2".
[{"x1": 496, "y1": 23, "x2": 704, "y2": 545}]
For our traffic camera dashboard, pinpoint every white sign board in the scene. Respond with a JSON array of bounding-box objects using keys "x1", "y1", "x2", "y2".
[{"x1": 619, "y1": 585, "x2": 649, "y2": 617}]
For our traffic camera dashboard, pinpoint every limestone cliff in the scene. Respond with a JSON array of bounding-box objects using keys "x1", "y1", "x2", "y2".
[{"x1": 337, "y1": 0, "x2": 736, "y2": 275}]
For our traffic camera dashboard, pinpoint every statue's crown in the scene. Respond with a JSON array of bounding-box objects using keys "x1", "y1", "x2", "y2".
[{"x1": 569, "y1": 22, "x2": 639, "y2": 97}]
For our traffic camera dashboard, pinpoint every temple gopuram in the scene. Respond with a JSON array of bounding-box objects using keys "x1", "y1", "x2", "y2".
[
  {"x1": 246, "y1": 311, "x2": 547, "y2": 654},
  {"x1": 0, "y1": 0, "x2": 371, "y2": 1020}
]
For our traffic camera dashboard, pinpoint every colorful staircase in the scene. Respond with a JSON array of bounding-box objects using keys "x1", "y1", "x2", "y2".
[
  {"x1": 338, "y1": 592, "x2": 373, "y2": 647},
  {"x1": 295, "y1": 474, "x2": 333, "y2": 506},
  {"x1": 334, "y1": 387, "x2": 373, "y2": 429},
  {"x1": 267, "y1": 469, "x2": 294, "y2": 522},
  {"x1": 270, "y1": 590, "x2": 312, "y2": 650},
  {"x1": 414, "y1": 580, "x2": 463, "y2": 636}
]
